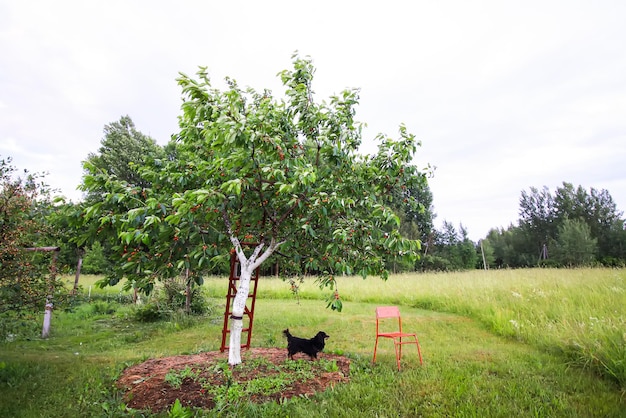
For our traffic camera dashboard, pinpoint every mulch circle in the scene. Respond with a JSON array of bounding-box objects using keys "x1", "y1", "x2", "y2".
[{"x1": 116, "y1": 347, "x2": 351, "y2": 413}]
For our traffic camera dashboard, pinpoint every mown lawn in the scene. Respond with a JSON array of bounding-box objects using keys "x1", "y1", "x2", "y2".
[{"x1": 1, "y1": 269, "x2": 624, "y2": 417}]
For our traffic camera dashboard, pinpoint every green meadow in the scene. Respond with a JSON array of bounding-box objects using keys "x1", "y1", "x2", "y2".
[{"x1": 1, "y1": 268, "x2": 625, "y2": 417}]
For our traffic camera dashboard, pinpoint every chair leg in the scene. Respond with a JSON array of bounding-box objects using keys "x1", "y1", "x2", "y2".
[
  {"x1": 416, "y1": 339, "x2": 423, "y2": 365},
  {"x1": 393, "y1": 340, "x2": 401, "y2": 371},
  {"x1": 373, "y1": 337, "x2": 379, "y2": 364}
]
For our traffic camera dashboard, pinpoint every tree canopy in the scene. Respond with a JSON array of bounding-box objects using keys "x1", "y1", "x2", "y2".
[
  {"x1": 84, "y1": 115, "x2": 165, "y2": 192},
  {"x1": 82, "y1": 55, "x2": 426, "y2": 291},
  {"x1": 0, "y1": 156, "x2": 64, "y2": 315},
  {"x1": 80, "y1": 55, "x2": 429, "y2": 364}
]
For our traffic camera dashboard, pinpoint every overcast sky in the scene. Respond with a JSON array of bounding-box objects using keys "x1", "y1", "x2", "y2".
[{"x1": 1, "y1": 1, "x2": 625, "y2": 241}]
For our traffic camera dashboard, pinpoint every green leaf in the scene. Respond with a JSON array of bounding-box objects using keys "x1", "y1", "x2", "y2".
[
  {"x1": 220, "y1": 179, "x2": 242, "y2": 195},
  {"x1": 143, "y1": 215, "x2": 160, "y2": 227}
]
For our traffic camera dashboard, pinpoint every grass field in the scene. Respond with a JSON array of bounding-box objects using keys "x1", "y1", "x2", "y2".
[{"x1": 1, "y1": 268, "x2": 625, "y2": 417}]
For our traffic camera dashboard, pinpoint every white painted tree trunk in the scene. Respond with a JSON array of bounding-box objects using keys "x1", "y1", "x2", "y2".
[
  {"x1": 41, "y1": 250, "x2": 59, "y2": 339},
  {"x1": 227, "y1": 263, "x2": 254, "y2": 365},
  {"x1": 227, "y1": 238, "x2": 279, "y2": 366},
  {"x1": 41, "y1": 298, "x2": 53, "y2": 338}
]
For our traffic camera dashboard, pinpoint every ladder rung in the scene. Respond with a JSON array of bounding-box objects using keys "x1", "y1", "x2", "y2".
[{"x1": 222, "y1": 327, "x2": 251, "y2": 335}]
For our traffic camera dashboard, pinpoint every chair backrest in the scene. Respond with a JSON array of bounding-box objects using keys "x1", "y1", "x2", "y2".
[
  {"x1": 376, "y1": 306, "x2": 401, "y2": 319},
  {"x1": 375, "y1": 306, "x2": 403, "y2": 333}
]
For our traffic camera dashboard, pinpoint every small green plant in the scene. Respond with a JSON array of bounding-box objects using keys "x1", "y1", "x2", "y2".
[
  {"x1": 164, "y1": 366, "x2": 200, "y2": 389},
  {"x1": 240, "y1": 356, "x2": 281, "y2": 374},
  {"x1": 244, "y1": 374, "x2": 288, "y2": 396},
  {"x1": 208, "y1": 366, "x2": 246, "y2": 413},
  {"x1": 282, "y1": 359, "x2": 316, "y2": 380},
  {"x1": 288, "y1": 277, "x2": 304, "y2": 304},
  {"x1": 213, "y1": 382, "x2": 246, "y2": 412},
  {"x1": 168, "y1": 398, "x2": 194, "y2": 418},
  {"x1": 204, "y1": 358, "x2": 321, "y2": 413},
  {"x1": 321, "y1": 358, "x2": 339, "y2": 373},
  {"x1": 90, "y1": 301, "x2": 118, "y2": 315}
]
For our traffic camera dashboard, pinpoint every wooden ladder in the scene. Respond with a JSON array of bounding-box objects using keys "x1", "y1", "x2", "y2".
[{"x1": 220, "y1": 247, "x2": 260, "y2": 352}]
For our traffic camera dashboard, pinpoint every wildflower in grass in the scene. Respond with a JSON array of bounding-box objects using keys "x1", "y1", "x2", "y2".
[
  {"x1": 532, "y1": 288, "x2": 546, "y2": 298},
  {"x1": 511, "y1": 291, "x2": 522, "y2": 299},
  {"x1": 509, "y1": 319, "x2": 519, "y2": 329}
]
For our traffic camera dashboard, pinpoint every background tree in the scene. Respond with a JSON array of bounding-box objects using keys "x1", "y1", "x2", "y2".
[
  {"x1": 84, "y1": 116, "x2": 165, "y2": 191},
  {"x1": 0, "y1": 156, "x2": 66, "y2": 322},
  {"x1": 487, "y1": 183, "x2": 624, "y2": 267},
  {"x1": 553, "y1": 183, "x2": 622, "y2": 262},
  {"x1": 519, "y1": 186, "x2": 556, "y2": 260},
  {"x1": 80, "y1": 116, "x2": 169, "y2": 294},
  {"x1": 43, "y1": 200, "x2": 83, "y2": 274},
  {"x1": 421, "y1": 221, "x2": 477, "y2": 271},
  {"x1": 457, "y1": 224, "x2": 479, "y2": 269},
  {"x1": 81, "y1": 241, "x2": 109, "y2": 274},
  {"x1": 388, "y1": 169, "x2": 434, "y2": 272},
  {"x1": 390, "y1": 171, "x2": 434, "y2": 240},
  {"x1": 484, "y1": 225, "x2": 537, "y2": 268},
  {"x1": 83, "y1": 56, "x2": 426, "y2": 365},
  {"x1": 550, "y1": 218, "x2": 597, "y2": 267},
  {"x1": 602, "y1": 219, "x2": 626, "y2": 266}
]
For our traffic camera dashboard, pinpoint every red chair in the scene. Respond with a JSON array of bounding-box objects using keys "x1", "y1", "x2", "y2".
[{"x1": 373, "y1": 306, "x2": 423, "y2": 370}]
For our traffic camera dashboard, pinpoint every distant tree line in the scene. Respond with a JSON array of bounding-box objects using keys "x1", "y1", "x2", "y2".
[{"x1": 481, "y1": 183, "x2": 626, "y2": 268}]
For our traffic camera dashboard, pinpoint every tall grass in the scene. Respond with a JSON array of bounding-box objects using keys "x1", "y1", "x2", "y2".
[
  {"x1": 204, "y1": 268, "x2": 626, "y2": 387},
  {"x1": 68, "y1": 269, "x2": 626, "y2": 386}
]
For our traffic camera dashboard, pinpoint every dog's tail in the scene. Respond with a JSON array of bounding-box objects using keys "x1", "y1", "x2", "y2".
[{"x1": 282, "y1": 328, "x2": 291, "y2": 339}]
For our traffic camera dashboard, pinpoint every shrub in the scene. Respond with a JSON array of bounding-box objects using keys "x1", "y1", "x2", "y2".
[
  {"x1": 133, "y1": 303, "x2": 165, "y2": 322},
  {"x1": 160, "y1": 279, "x2": 213, "y2": 315},
  {"x1": 90, "y1": 301, "x2": 118, "y2": 315},
  {"x1": 419, "y1": 255, "x2": 451, "y2": 272}
]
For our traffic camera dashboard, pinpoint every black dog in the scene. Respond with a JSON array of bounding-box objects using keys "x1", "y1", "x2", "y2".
[{"x1": 283, "y1": 328, "x2": 329, "y2": 360}]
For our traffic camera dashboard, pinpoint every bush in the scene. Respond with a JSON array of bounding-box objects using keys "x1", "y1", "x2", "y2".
[
  {"x1": 90, "y1": 301, "x2": 118, "y2": 315},
  {"x1": 419, "y1": 255, "x2": 451, "y2": 272},
  {"x1": 0, "y1": 313, "x2": 40, "y2": 341},
  {"x1": 133, "y1": 303, "x2": 165, "y2": 322},
  {"x1": 132, "y1": 280, "x2": 214, "y2": 323},
  {"x1": 161, "y1": 279, "x2": 213, "y2": 315}
]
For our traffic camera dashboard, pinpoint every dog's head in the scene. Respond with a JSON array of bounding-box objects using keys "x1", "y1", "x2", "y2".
[{"x1": 314, "y1": 331, "x2": 329, "y2": 346}]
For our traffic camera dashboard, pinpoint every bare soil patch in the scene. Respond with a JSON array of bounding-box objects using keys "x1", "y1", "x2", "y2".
[{"x1": 116, "y1": 347, "x2": 351, "y2": 413}]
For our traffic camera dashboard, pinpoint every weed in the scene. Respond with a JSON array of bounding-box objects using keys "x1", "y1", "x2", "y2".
[
  {"x1": 209, "y1": 374, "x2": 246, "y2": 413},
  {"x1": 168, "y1": 398, "x2": 195, "y2": 418},
  {"x1": 244, "y1": 374, "x2": 288, "y2": 396},
  {"x1": 321, "y1": 358, "x2": 339, "y2": 373},
  {"x1": 164, "y1": 366, "x2": 200, "y2": 389},
  {"x1": 90, "y1": 300, "x2": 119, "y2": 315}
]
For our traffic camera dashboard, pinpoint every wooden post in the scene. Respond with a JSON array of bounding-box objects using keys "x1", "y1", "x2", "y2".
[{"x1": 480, "y1": 240, "x2": 488, "y2": 271}]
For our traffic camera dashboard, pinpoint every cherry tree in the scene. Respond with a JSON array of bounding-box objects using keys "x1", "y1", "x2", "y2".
[{"x1": 84, "y1": 56, "x2": 429, "y2": 366}]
